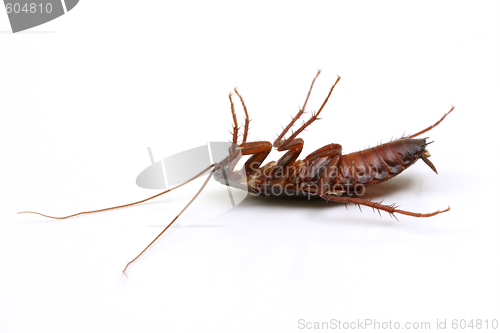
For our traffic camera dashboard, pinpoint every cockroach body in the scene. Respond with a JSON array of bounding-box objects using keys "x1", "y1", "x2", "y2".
[
  {"x1": 19, "y1": 70, "x2": 452, "y2": 274},
  {"x1": 215, "y1": 137, "x2": 435, "y2": 199},
  {"x1": 212, "y1": 71, "x2": 451, "y2": 220}
]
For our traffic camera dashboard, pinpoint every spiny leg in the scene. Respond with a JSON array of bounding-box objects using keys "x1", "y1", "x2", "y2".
[
  {"x1": 274, "y1": 69, "x2": 322, "y2": 147},
  {"x1": 408, "y1": 106, "x2": 454, "y2": 138},
  {"x1": 238, "y1": 141, "x2": 272, "y2": 177},
  {"x1": 233, "y1": 88, "x2": 250, "y2": 144},
  {"x1": 276, "y1": 75, "x2": 341, "y2": 150},
  {"x1": 228, "y1": 93, "x2": 239, "y2": 149},
  {"x1": 320, "y1": 194, "x2": 450, "y2": 219},
  {"x1": 269, "y1": 74, "x2": 341, "y2": 178},
  {"x1": 123, "y1": 168, "x2": 216, "y2": 275},
  {"x1": 302, "y1": 143, "x2": 342, "y2": 186},
  {"x1": 268, "y1": 138, "x2": 304, "y2": 180},
  {"x1": 17, "y1": 164, "x2": 215, "y2": 220}
]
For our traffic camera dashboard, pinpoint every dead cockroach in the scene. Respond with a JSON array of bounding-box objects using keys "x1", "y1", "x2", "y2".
[{"x1": 19, "y1": 70, "x2": 452, "y2": 274}]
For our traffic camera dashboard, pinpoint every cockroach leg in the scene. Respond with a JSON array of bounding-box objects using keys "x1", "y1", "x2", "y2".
[
  {"x1": 274, "y1": 69, "x2": 322, "y2": 146},
  {"x1": 303, "y1": 144, "x2": 343, "y2": 188},
  {"x1": 270, "y1": 71, "x2": 340, "y2": 180},
  {"x1": 233, "y1": 87, "x2": 250, "y2": 144},
  {"x1": 278, "y1": 74, "x2": 341, "y2": 147},
  {"x1": 228, "y1": 92, "x2": 239, "y2": 151},
  {"x1": 320, "y1": 195, "x2": 450, "y2": 219},
  {"x1": 270, "y1": 138, "x2": 304, "y2": 180},
  {"x1": 408, "y1": 106, "x2": 454, "y2": 138},
  {"x1": 238, "y1": 141, "x2": 272, "y2": 177}
]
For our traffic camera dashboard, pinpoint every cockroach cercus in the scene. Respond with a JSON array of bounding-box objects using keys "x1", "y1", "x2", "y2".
[{"x1": 19, "y1": 70, "x2": 452, "y2": 274}]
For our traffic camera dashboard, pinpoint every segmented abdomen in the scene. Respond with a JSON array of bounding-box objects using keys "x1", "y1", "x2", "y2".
[{"x1": 333, "y1": 138, "x2": 427, "y2": 188}]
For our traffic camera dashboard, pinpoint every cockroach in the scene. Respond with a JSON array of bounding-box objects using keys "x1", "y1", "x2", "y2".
[{"x1": 19, "y1": 70, "x2": 453, "y2": 274}]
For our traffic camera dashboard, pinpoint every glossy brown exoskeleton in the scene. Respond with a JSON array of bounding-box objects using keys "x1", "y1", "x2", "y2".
[
  {"x1": 20, "y1": 70, "x2": 452, "y2": 274},
  {"x1": 214, "y1": 71, "x2": 451, "y2": 218}
]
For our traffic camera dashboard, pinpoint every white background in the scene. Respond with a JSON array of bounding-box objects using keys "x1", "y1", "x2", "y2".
[{"x1": 1, "y1": 1, "x2": 499, "y2": 332}]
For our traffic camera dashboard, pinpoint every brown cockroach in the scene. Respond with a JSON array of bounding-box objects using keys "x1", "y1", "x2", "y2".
[{"x1": 19, "y1": 70, "x2": 452, "y2": 274}]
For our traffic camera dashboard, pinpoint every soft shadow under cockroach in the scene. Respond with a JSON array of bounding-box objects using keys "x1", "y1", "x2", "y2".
[{"x1": 19, "y1": 70, "x2": 453, "y2": 274}]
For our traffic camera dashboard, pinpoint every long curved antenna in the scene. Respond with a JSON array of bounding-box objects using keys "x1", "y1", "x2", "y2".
[
  {"x1": 122, "y1": 168, "x2": 216, "y2": 275},
  {"x1": 18, "y1": 164, "x2": 215, "y2": 220}
]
